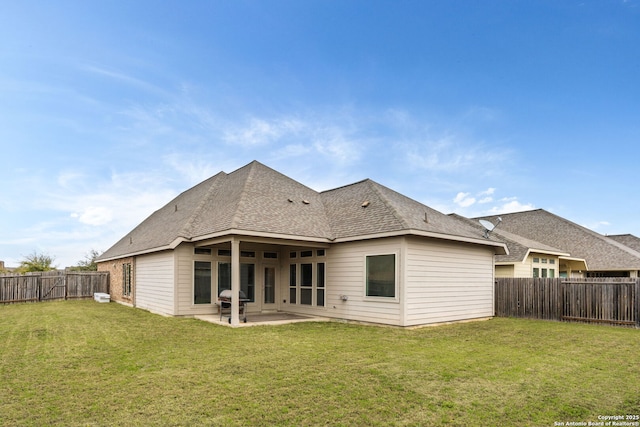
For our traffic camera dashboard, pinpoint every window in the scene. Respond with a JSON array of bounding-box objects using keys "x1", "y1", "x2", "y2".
[
  {"x1": 289, "y1": 251, "x2": 327, "y2": 307},
  {"x1": 549, "y1": 269, "x2": 555, "y2": 278},
  {"x1": 366, "y1": 254, "x2": 396, "y2": 298},
  {"x1": 541, "y1": 268, "x2": 548, "y2": 278},
  {"x1": 300, "y1": 263, "x2": 313, "y2": 305},
  {"x1": 241, "y1": 251, "x2": 255, "y2": 258},
  {"x1": 533, "y1": 258, "x2": 540, "y2": 263},
  {"x1": 550, "y1": 259, "x2": 556, "y2": 265},
  {"x1": 290, "y1": 252, "x2": 297, "y2": 259},
  {"x1": 317, "y1": 262, "x2": 325, "y2": 307},
  {"x1": 533, "y1": 268, "x2": 540, "y2": 278},
  {"x1": 264, "y1": 252, "x2": 278, "y2": 259},
  {"x1": 317, "y1": 249, "x2": 325, "y2": 257},
  {"x1": 217, "y1": 263, "x2": 255, "y2": 302},
  {"x1": 194, "y1": 248, "x2": 211, "y2": 255},
  {"x1": 541, "y1": 258, "x2": 548, "y2": 264},
  {"x1": 289, "y1": 264, "x2": 297, "y2": 304},
  {"x1": 218, "y1": 249, "x2": 231, "y2": 257},
  {"x1": 264, "y1": 267, "x2": 276, "y2": 304},
  {"x1": 122, "y1": 263, "x2": 132, "y2": 297},
  {"x1": 241, "y1": 263, "x2": 255, "y2": 302},
  {"x1": 194, "y1": 261, "x2": 212, "y2": 304}
]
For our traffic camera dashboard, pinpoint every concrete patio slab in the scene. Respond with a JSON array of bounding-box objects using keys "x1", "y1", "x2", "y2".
[{"x1": 194, "y1": 312, "x2": 331, "y2": 327}]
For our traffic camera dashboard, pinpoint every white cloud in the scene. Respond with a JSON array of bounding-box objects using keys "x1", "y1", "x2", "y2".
[
  {"x1": 312, "y1": 129, "x2": 361, "y2": 164},
  {"x1": 222, "y1": 117, "x2": 305, "y2": 147},
  {"x1": 82, "y1": 64, "x2": 169, "y2": 97},
  {"x1": 71, "y1": 206, "x2": 113, "y2": 226},
  {"x1": 454, "y1": 192, "x2": 476, "y2": 207},
  {"x1": 487, "y1": 198, "x2": 535, "y2": 214}
]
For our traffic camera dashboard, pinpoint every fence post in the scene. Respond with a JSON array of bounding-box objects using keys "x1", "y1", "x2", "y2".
[{"x1": 636, "y1": 278, "x2": 640, "y2": 329}]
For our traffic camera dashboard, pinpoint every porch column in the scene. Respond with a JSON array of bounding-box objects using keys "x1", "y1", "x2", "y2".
[{"x1": 230, "y1": 237, "x2": 240, "y2": 326}]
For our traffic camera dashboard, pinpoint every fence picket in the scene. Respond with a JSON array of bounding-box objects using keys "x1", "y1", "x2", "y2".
[
  {"x1": 495, "y1": 277, "x2": 638, "y2": 328},
  {"x1": 0, "y1": 271, "x2": 109, "y2": 304}
]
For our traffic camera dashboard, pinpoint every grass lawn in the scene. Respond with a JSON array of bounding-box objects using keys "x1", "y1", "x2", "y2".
[{"x1": 1, "y1": 301, "x2": 638, "y2": 426}]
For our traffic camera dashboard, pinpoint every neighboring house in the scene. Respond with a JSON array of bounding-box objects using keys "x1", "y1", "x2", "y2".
[
  {"x1": 477, "y1": 209, "x2": 640, "y2": 278},
  {"x1": 450, "y1": 214, "x2": 587, "y2": 278},
  {"x1": 97, "y1": 161, "x2": 507, "y2": 327},
  {"x1": 607, "y1": 234, "x2": 640, "y2": 253}
]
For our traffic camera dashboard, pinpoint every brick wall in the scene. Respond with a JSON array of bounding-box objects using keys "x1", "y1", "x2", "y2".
[{"x1": 97, "y1": 257, "x2": 135, "y2": 305}]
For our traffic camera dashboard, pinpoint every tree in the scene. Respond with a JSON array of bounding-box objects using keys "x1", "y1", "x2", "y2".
[
  {"x1": 71, "y1": 249, "x2": 102, "y2": 271},
  {"x1": 17, "y1": 251, "x2": 57, "y2": 273}
]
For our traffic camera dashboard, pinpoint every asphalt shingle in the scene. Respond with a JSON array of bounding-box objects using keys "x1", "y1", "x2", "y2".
[{"x1": 98, "y1": 161, "x2": 502, "y2": 261}]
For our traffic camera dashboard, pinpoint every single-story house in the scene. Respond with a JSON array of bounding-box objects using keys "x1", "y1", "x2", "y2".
[
  {"x1": 477, "y1": 210, "x2": 640, "y2": 278},
  {"x1": 97, "y1": 161, "x2": 507, "y2": 327},
  {"x1": 450, "y1": 214, "x2": 587, "y2": 278}
]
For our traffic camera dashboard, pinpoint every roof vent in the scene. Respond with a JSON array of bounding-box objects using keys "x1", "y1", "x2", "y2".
[
  {"x1": 287, "y1": 198, "x2": 294, "y2": 203},
  {"x1": 302, "y1": 200, "x2": 310, "y2": 205},
  {"x1": 361, "y1": 201, "x2": 370, "y2": 208}
]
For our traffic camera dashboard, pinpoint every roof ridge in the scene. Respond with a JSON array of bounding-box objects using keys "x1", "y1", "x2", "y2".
[
  {"x1": 320, "y1": 178, "x2": 370, "y2": 194},
  {"x1": 180, "y1": 172, "x2": 227, "y2": 238},
  {"x1": 229, "y1": 161, "x2": 258, "y2": 229},
  {"x1": 367, "y1": 179, "x2": 411, "y2": 229}
]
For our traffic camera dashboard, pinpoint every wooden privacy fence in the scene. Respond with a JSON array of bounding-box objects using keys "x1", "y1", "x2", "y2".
[
  {"x1": 495, "y1": 277, "x2": 640, "y2": 328},
  {"x1": 0, "y1": 271, "x2": 109, "y2": 304}
]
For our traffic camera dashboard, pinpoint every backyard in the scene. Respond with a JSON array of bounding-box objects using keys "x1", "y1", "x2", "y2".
[{"x1": 1, "y1": 301, "x2": 638, "y2": 426}]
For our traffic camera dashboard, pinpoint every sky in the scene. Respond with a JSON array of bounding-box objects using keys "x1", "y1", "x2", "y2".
[{"x1": 1, "y1": 0, "x2": 639, "y2": 268}]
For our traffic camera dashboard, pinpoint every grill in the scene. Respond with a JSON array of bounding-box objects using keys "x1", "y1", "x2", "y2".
[{"x1": 218, "y1": 289, "x2": 250, "y2": 323}]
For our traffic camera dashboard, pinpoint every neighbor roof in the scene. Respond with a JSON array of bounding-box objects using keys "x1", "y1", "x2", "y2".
[
  {"x1": 98, "y1": 161, "x2": 507, "y2": 261},
  {"x1": 450, "y1": 213, "x2": 569, "y2": 264},
  {"x1": 476, "y1": 209, "x2": 640, "y2": 271},
  {"x1": 607, "y1": 234, "x2": 640, "y2": 253}
]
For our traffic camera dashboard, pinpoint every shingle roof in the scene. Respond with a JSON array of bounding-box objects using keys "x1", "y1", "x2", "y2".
[
  {"x1": 98, "y1": 161, "x2": 506, "y2": 261},
  {"x1": 450, "y1": 213, "x2": 568, "y2": 263},
  {"x1": 607, "y1": 234, "x2": 640, "y2": 253},
  {"x1": 476, "y1": 209, "x2": 640, "y2": 271}
]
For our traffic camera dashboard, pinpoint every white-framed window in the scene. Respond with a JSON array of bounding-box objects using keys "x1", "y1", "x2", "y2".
[
  {"x1": 217, "y1": 262, "x2": 255, "y2": 302},
  {"x1": 122, "y1": 263, "x2": 132, "y2": 297},
  {"x1": 365, "y1": 254, "x2": 397, "y2": 298},
  {"x1": 289, "y1": 264, "x2": 297, "y2": 304},
  {"x1": 194, "y1": 261, "x2": 212, "y2": 304},
  {"x1": 317, "y1": 262, "x2": 325, "y2": 306},
  {"x1": 288, "y1": 250, "x2": 327, "y2": 307}
]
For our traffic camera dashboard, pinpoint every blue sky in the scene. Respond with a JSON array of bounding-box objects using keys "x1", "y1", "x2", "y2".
[{"x1": 1, "y1": 1, "x2": 639, "y2": 268}]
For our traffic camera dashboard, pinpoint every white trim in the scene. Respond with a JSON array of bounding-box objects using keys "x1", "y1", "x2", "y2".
[
  {"x1": 98, "y1": 228, "x2": 506, "y2": 263},
  {"x1": 192, "y1": 259, "x2": 214, "y2": 307},
  {"x1": 363, "y1": 251, "x2": 400, "y2": 303},
  {"x1": 335, "y1": 229, "x2": 509, "y2": 255},
  {"x1": 521, "y1": 248, "x2": 570, "y2": 262}
]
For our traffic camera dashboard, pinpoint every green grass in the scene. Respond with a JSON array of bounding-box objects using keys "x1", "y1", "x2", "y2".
[{"x1": 1, "y1": 301, "x2": 638, "y2": 426}]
